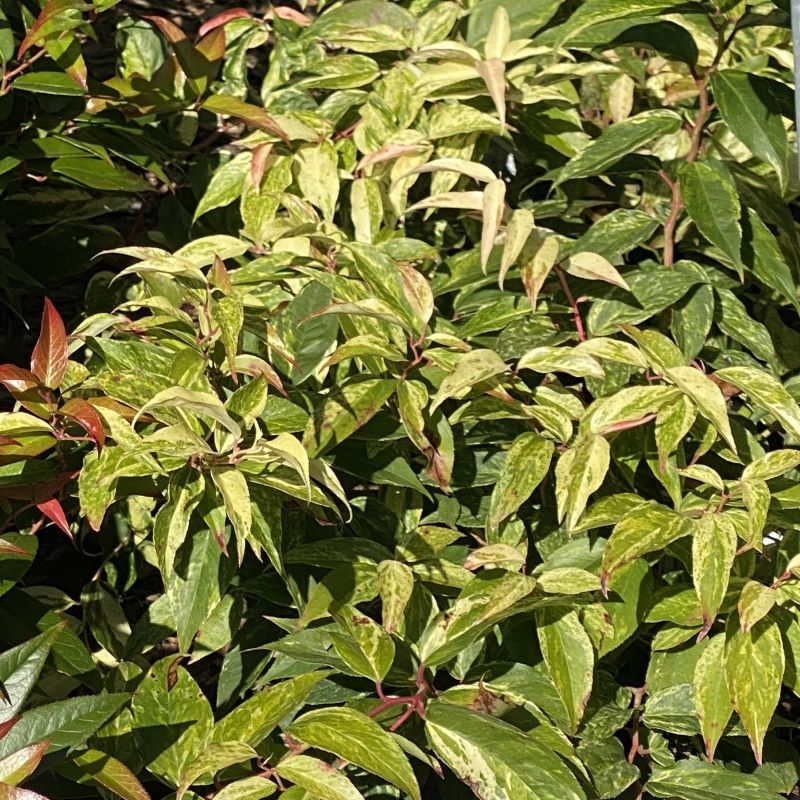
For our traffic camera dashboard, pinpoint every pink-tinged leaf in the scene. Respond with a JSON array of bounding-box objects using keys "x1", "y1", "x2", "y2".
[
  {"x1": 196, "y1": 27, "x2": 226, "y2": 61},
  {"x1": 59, "y1": 398, "x2": 106, "y2": 450},
  {"x1": 0, "y1": 437, "x2": 20, "y2": 448},
  {"x1": 0, "y1": 538, "x2": 35, "y2": 558},
  {"x1": 202, "y1": 95, "x2": 289, "y2": 143},
  {"x1": 250, "y1": 142, "x2": 273, "y2": 187},
  {"x1": 0, "y1": 740, "x2": 49, "y2": 785},
  {"x1": 0, "y1": 785, "x2": 51, "y2": 799},
  {"x1": 17, "y1": 0, "x2": 83, "y2": 57},
  {"x1": 30, "y1": 298, "x2": 68, "y2": 390},
  {"x1": 36, "y1": 497, "x2": 71, "y2": 538},
  {"x1": 0, "y1": 719, "x2": 20, "y2": 741},
  {"x1": 0, "y1": 366, "x2": 39, "y2": 394},
  {"x1": 208, "y1": 256, "x2": 232, "y2": 295},
  {"x1": 198, "y1": 8, "x2": 252, "y2": 37},
  {"x1": 233, "y1": 355, "x2": 287, "y2": 397},
  {"x1": 143, "y1": 14, "x2": 187, "y2": 45},
  {"x1": 272, "y1": 6, "x2": 312, "y2": 25}
]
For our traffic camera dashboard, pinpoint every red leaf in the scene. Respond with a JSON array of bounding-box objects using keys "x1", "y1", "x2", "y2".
[
  {"x1": 0, "y1": 365, "x2": 40, "y2": 393},
  {"x1": 36, "y1": 497, "x2": 72, "y2": 538},
  {"x1": 59, "y1": 397, "x2": 106, "y2": 450},
  {"x1": 0, "y1": 717, "x2": 20, "y2": 740},
  {"x1": 0, "y1": 435, "x2": 20, "y2": 447},
  {"x1": 30, "y1": 298, "x2": 68, "y2": 390},
  {"x1": 198, "y1": 8, "x2": 252, "y2": 38}
]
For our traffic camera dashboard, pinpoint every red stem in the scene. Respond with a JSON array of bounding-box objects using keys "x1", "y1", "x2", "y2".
[{"x1": 554, "y1": 266, "x2": 586, "y2": 342}]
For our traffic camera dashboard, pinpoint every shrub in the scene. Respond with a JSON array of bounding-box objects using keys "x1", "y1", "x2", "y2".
[{"x1": 0, "y1": 0, "x2": 799, "y2": 799}]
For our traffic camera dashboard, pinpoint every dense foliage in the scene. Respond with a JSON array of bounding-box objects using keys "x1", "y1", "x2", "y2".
[{"x1": 1, "y1": 0, "x2": 800, "y2": 798}]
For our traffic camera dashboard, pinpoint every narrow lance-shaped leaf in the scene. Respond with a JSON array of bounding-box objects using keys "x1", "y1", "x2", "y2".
[
  {"x1": 30, "y1": 298, "x2": 68, "y2": 389},
  {"x1": 692, "y1": 513, "x2": 737, "y2": 639},
  {"x1": 536, "y1": 608, "x2": 594, "y2": 734},
  {"x1": 488, "y1": 432, "x2": 553, "y2": 531},
  {"x1": 724, "y1": 617, "x2": 784, "y2": 765},
  {"x1": 555, "y1": 110, "x2": 681, "y2": 185},
  {"x1": 678, "y1": 160, "x2": 743, "y2": 276},
  {"x1": 712, "y1": 71, "x2": 788, "y2": 193},
  {"x1": 555, "y1": 434, "x2": 610, "y2": 530},
  {"x1": 693, "y1": 636, "x2": 733, "y2": 762}
]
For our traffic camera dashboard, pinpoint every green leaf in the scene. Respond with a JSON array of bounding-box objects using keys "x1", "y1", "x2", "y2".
[
  {"x1": 584, "y1": 386, "x2": 679, "y2": 435},
  {"x1": 0, "y1": 624, "x2": 64, "y2": 724},
  {"x1": 555, "y1": 434, "x2": 610, "y2": 530},
  {"x1": 714, "y1": 366, "x2": 800, "y2": 439},
  {"x1": 425, "y1": 702, "x2": 586, "y2": 800},
  {"x1": 295, "y1": 142, "x2": 339, "y2": 222},
  {"x1": 418, "y1": 570, "x2": 537, "y2": 666},
  {"x1": 213, "y1": 672, "x2": 329, "y2": 747},
  {"x1": 211, "y1": 467, "x2": 252, "y2": 554},
  {"x1": 647, "y1": 758, "x2": 784, "y2": 800},
  {"x1": 678, "y1": 160, "x2": 743, "y2": 275},
  {"x1": 178, "y1": 742, "x2": 258, "y2": 798},
  {"x1": 559, "y1": 0, "x2": 682, "y2": 42},
  {"x1": 194, "y1": 152, "x2": 251, "y2": 221},
  {"x1": 167, "y1": 523, "x2": 232, "y2": 654},
  {"x1": 692, "y1": 514, "x2": 737, "y2": 637},
  {"x1": 672, "y1": 283, "x2": 715, "y2": 361},
  {"x1": 303, "y1": 379, "x2": 395, "y2": 457},
  {"x1": 275, "y1": 754, "x2": 364, "y2": 800},
  {"x1": 737, "y1": 581, "x2": 777, "y2": 633},
  {"x1": 600, "y1": 502, "x2": 691, "y2": 592},
  {"x1": 134, "y1": 387, "x2": 242, "y2": 443},
  {"x1": 153, "y1": 467, "x2": 205, "y2": 577},
  {"x1": 742, "y1": 209, "x2": 798, "y2": 308},
  {"x1": 11, "y1": 71, "x2": 85, "y2": 95},
  {"x1": 330, "y1": 608, "x2": 395, "y2": 682},
  {"x1": 287, "y1": 707, "x2": 420, "y2": 800},
  {"x1": 712, "y1": 71, "x2": 788, "y2": 193},
  {"x1": 376, "y1": 560, "x2": 415, "y2": 635},
  {"x1": 664, "y1": 366, "x2": 736, "y2": 452},
  {"x1": 212, "y1": 777, "x2": 277, "y2": 800},
  {"x1": 430, "y1": 349, "x2": 507, "y2": 412},
  {"x1": 536, "y1": 608, "x2": 594, "y2": 734},
  {"x1": 214, "y1": 295, "x2": 244, "y2": 379},
  {"x1": 0, "y1": 694, "x2": 129, "y2": 759},
  {"x1": 488, "y1": 432, "x2": 553, "y2": 531},
  {"x1": 281, "y1": 281, "x2": 339, "y2": 384},
  {"x1": 467, "y1": 0, "x2": 559, "y2": 43},
  {"x1": 131, "y1": 658, "x2": 214, "y2": 786},
  {"x1": 724, "y1": 618, "x2": 784, "y2": 764},
  {"x1": 555, "y1": 110, "x2": 681, "y2": 185},
  {"x1": 51, "y1": 157, "x2": 150, "y2": 193},
  {"x1": 519, "y1": 346, "x2": 604, "y2": 379},
  {"x1": 693, "y1": 636, "x2": 733, "y2": 762},
  {"x1": 69, "y1": 749, "x2": 151, "y2": 800}
]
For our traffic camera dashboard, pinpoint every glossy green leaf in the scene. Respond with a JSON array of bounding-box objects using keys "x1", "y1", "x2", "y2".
[{"x1": 288, "y1": 707, "x2": 420, "y2": 800}]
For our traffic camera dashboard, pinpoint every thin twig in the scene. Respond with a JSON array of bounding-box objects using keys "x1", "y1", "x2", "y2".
[{"x1": 554, "y1": 266, "x2": 586, "y2": 342}]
